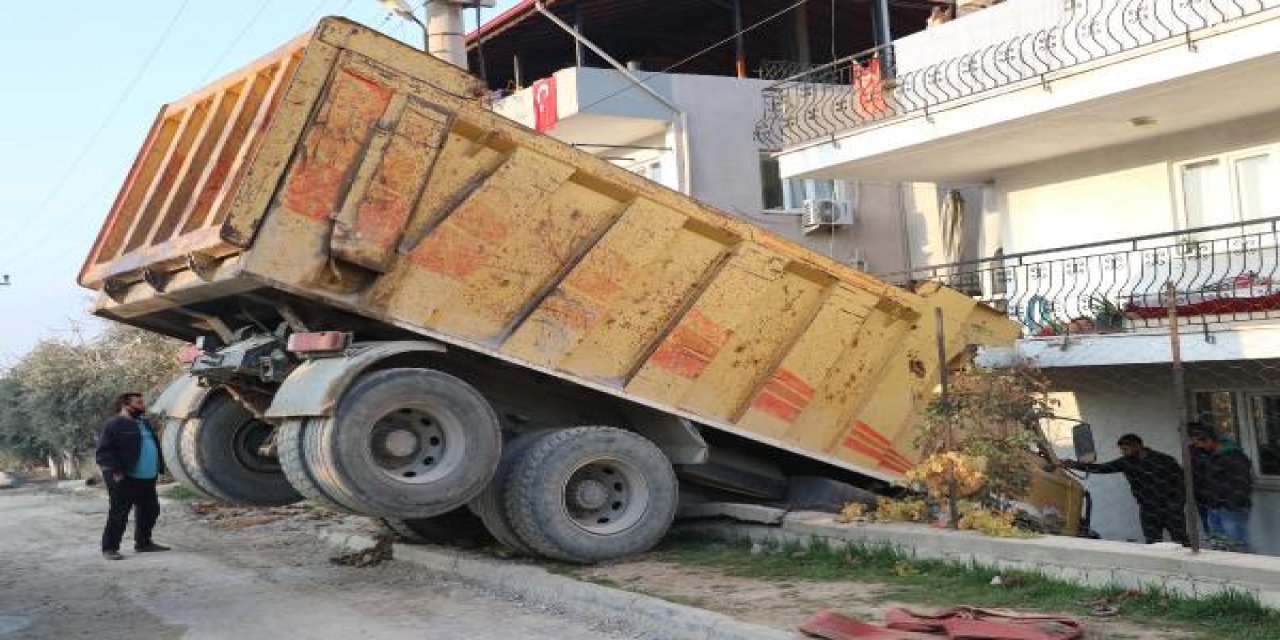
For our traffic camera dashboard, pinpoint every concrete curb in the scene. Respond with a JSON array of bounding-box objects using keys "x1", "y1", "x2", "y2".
[
  {"x1": 315, "y1": 529, "x2": 795, "y2": 640},
  {"x1": 677, "y1": 514, "x2": 1280, "y2": 610}
]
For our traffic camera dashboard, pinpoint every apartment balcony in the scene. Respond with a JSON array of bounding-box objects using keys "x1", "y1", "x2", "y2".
[
  {"x1": 890, "y1": 216, "x2": 1280, "y2": 367},
  {"x1": 756, "y1": 0, "x2": 1280, "y2": 182}
]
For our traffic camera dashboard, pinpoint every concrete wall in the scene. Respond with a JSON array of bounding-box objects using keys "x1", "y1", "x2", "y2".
[{"x1": 993, "y1": 110, "x2": 1280, "y2": 254}]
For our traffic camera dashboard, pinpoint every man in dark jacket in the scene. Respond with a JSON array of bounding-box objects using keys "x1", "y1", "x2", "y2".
[
  {"x1": 1062, "y1": 434, "x2": 1188, "y2": 545},
  {"x1": 95, "y1": 392, "x2": 170, "y2": 560},
  {"x1": 1190, "y1": 424, "x2": 1253, "y2": 552}
]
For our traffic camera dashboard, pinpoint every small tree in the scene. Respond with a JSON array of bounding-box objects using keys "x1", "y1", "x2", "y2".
[
  {"x1": 910, "y1": 362, "x2": 1056, "y2": 507},
  {"x1": 0, "y1": 322, "x2": 183, "y2": 475}
]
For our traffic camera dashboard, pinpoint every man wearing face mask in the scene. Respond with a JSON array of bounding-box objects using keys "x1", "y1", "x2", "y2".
[{"x1": 95, "y1": 392, "x2": 171, "y2": 560}]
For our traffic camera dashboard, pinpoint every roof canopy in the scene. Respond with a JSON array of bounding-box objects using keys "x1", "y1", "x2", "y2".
[{"x1": 466, "y1": 0, "x2": 939, "y2": 89}]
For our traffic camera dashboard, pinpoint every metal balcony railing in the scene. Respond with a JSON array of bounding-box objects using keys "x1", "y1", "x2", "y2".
[
  {"x1": 883, "y1": 216, "x2": 1280, "y2": 337},
  {"x1": 755, "y1": 0, "x2": 1279, "y2": 151}
]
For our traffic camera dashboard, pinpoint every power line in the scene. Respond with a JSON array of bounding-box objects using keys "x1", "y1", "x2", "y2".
[
  {"x1": 571, "y1": 0, "x2": 809, "y2": 115},
  {"x1": 201, "y1": 0, "x2": 275, "y2": 84},
  {"x1": 0, "y1": 0, "x2": 195, "y2": 258}
]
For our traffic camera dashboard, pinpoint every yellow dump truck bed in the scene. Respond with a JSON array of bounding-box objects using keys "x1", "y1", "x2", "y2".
[{"x1": 78, "y1": 18, "x2": 1018, "y2": 484}]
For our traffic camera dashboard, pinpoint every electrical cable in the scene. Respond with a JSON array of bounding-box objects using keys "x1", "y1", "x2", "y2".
[
  {"x1": 201, "y1": 0, "x2": 275, "y2": 84},
  {"x1": 569, "y1": 0, "x2": 809, "y2": 114},
  {"x1": 0, "y1": 0, "x2": 195, "y2": 261}
]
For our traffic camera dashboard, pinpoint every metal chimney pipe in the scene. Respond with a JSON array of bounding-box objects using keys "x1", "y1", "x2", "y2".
[{"x1": 427, "y1": 1, "x2": 468, "y2": 69}]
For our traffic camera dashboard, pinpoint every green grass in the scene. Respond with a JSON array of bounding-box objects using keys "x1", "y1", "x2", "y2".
[
  {"x1": 649, "y1": 537, "x2": 1280, "y2": 640},
  {"x1": 160, "y1": 484, "x2": 203, "y2": 502}
]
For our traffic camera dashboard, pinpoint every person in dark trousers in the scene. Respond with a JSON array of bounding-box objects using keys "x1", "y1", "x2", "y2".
[
  {"x1": 1189, "y1": 424, "x2": 1254, "y2": 552},
  {"x1": 1061, "y1": 434, "x2": 1188, "y2": 545},
  {"x1": 1189, "y1": 439, "x2": 1213, "y2": 532},
  {"x1": 95, "y1": 392, "x2": 170, "y2": 560}
]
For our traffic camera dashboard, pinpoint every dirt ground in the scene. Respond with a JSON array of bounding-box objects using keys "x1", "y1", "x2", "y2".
[
  {"x1": 574, "y1": 557, "x2": 1191, "y2": 640},
  {"x1": 0, "y1": 485, "x2": 638, "y2": 640},
  {"x1": 0, "y1": 478, "x2": 1198, "y2": 640}
]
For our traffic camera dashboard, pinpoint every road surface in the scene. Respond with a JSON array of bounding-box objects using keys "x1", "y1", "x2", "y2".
[{"x1": 0, "y1": 488, "x2": 636, "y2": 640}]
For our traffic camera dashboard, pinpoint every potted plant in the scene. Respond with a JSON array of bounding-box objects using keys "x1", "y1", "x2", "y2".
[{"x1": 1088, "y1": 295, "x2": 1125, "y2": 332}]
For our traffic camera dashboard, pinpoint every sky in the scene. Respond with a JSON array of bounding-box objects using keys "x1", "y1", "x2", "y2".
[{"x1": 0, "y1": 0, "x2": 519, "y2": 364}]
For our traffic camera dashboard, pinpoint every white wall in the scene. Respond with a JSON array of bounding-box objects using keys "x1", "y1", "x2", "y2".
[
  {"x1": 993, "y1": 110, "x2": 1280, "y2": 254},
  {"x1": 670, "y1": 74, "x2": 770, "y2": 216},
  {"x1": 492, "y1": 67, "x2": 974, "y2": 276},
  {"x1": 1047, "y1": 365, "x2": 1280, "y2": 554}
]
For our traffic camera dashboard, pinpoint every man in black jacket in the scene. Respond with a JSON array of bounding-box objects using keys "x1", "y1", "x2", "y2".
[
  {"x1": 1190, "y1": 424, "x2": 1254, "y2": 552},
  {"x1": 95, "y1": 392, "x2": 170, "y2": 560},
  {"x1": 1062, "y1": 434, "x2": 1188, "y2": 545}
]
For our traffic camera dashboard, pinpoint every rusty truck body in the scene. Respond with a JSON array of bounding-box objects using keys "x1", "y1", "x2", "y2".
[{"x1": 77, "y1": 18, "x2": 1085, "y2": 562}]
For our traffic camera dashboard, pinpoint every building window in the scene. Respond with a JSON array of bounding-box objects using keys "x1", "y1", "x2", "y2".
[
  {"x1": 1175, "y1": 145, "x2": 1279, "y2": 229},
  {"x1": 759, "y1": 154, "x2": 846, "y2": 212},
  {"x1": 1193, "y1": 390, "x2": 1280, "y2": 482},
  {"x1": 760, "y1": 155, "x2": 784, "y2": 210},
  {"x1": 1193, "y1": 390, "x2": 1240, "y2": 440},
  {"x1": 629, "y1": 159, "x2": 664, "y2": 185},
  {"x1": 1248, "y1": 394, "x2": 1280, "y2": 477}
]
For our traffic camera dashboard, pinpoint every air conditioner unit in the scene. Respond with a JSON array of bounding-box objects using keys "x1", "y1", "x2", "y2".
[{"x1": 802, "y1": 199, "x2": 855, "y2": 232}]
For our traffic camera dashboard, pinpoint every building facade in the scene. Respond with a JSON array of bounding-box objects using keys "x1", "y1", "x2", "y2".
[
  {"x1": 466, "y1": 0, "x2": 953, "y2": 276},
  {"x1": 759, "y1": 0, "x2": 1280, "y2": 551}
]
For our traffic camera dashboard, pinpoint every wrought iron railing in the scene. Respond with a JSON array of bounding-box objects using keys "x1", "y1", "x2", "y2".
[
  {"x1": 757, "y1": 60, "x2": 826, "y2": 81},
  {"x1": 883, "y1": 216, "x2": 1280, "y2": 337},
  {"x1": 755, "y1": 0, "x2": 1279, "y2": 151}
]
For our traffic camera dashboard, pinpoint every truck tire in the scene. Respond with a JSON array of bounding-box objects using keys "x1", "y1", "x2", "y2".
[
  {"x1": 302, "y1": 368, "x2": 502, "y2": 519},
  {"x1": 180, "y1": 393, "x2": 302, "y2": 506},
  {"x1": 379, "y1": 507, "x2": 489, "y2": 544},
  {"x1": 277, "y1": 418, "x2": 359, "y2": 514},
  {"x1": 505, "y1": 426, "x2": 678, "y2": 563},
  {"x1": 467, "y1": 430, "x2": 554, "y2": 555},
  {"x1": 159, "y1": 417, "x2": 221, "y2": 501}
]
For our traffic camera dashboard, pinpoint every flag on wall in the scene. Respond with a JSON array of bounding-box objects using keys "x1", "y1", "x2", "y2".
[{"x1": 532, "y1": 76, "x2": 558, "y2": 132}]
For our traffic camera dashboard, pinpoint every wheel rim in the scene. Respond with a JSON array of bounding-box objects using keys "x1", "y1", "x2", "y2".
[
  {"x1": 559, "y1": 457, "x2": 650, "y2": 536},
  {"x1": 367, "y1": 405, "x2": 464, "y2": 485},
  {"x1": 231, "y1": 418, "x2": 280, "y2": 473}
]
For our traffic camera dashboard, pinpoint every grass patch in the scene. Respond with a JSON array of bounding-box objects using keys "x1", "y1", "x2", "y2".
[
  {"x1": 161, "y1": 484, "x2": 203, "y2": 502},
  {"x1": 652, "y1": 537, "x2": 1280, "y2": 640}
]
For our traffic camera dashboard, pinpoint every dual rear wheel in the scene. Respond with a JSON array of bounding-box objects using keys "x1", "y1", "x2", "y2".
[
  {"x1": 160, "y1": 393, "x2": 300, "y2": 506},
  {"x1": 163, "y1": 368, "x2": 679, "y2": 563},
  {"x1": 277, "y1": 368, "x2": 502, "y2": 519}
]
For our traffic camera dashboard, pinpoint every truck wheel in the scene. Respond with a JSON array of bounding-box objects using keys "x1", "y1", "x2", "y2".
[
  {"x1": 467, "y1": 430, "x2": 554, "y2": 555},
  {"x1": 303, "y1": 368, "x2": 501, "y2": 519},
  {"x1": 277, "y1": 418, "x2": 359, "y2": 514},
  {"x1": 159, "y1": 418, "x2": 221, "y2": 501},
  {"x1": 505, "y1": 427, "x2": 678, "y2": 563},
  {"x1": 379, "y1": 507, "x2": 489, "y2": 544},
  {"x1": 180, "y1": 393, "x2": 302, "y2": 506}
]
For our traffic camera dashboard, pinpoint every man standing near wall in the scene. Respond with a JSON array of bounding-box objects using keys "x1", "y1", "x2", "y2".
[
  {"x1": 1189, "y1": 424, "x2": 1254, "y2": 552},
  {"x1": 95, "y1": 392, "x2": 171, "y2": 560},
  {"x1": 1061, "y1": 434, "x2": 1188, "y2": 545}
]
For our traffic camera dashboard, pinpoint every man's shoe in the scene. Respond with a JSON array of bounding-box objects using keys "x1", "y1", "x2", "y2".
[
  {"x1": 135, "y1": 543, "x2": 171, "y2": 553},
  {"x1": 103, "y1": 550, "x2": 124, "y2": 561}
]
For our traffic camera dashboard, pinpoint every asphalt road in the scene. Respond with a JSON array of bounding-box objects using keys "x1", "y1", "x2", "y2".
[{"x1": 0, "y1": 489, "x2": 635, "y2": 640}]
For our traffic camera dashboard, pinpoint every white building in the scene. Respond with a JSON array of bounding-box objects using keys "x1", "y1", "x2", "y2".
[
  {"x1": 466, "y1": 0, "x2": 951, "y2": 276},
  {"x1": 762, "y1": 0, "x2": 1280, "y2": 551}
]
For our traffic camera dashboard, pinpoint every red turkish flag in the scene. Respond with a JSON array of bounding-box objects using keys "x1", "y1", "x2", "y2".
[
  {"x1": 851, "y1": 56, "x2": 889, "y2": 120},
  {"x1": 532, "y1": 76, "x2": 558, "y2": 132}
]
